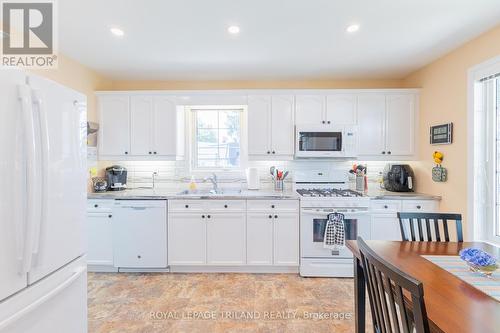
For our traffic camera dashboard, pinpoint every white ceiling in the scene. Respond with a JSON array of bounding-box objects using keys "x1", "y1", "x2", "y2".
[{"x1": 59, "y1": 0, "x2": 500, "y2": 81}]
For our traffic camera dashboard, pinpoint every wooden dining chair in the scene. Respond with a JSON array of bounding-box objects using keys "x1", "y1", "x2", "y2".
[
  {"x1": 397, "y1": 212, "x2": 463, "y2": 242},
  {"x1": 358, "y1": 237, "x2": 430, "y2": 333}
]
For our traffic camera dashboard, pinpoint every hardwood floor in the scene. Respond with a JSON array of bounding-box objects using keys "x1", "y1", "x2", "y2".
[{"x1": 88, "y1": 272, "x2": 369, "y2": 333}]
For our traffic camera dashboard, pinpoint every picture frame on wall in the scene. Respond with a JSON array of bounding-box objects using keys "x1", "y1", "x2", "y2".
[{"x1": 430, "y1": 123, "x2": 453, "y2": 145}]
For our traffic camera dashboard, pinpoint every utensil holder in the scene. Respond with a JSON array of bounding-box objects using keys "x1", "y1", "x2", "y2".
[
  {"x1": 274, "y1": 180, "x2": 284, "y2": 191},
  {"x1": 355, "y1": 175, "x2": 364, "y2": 192}
]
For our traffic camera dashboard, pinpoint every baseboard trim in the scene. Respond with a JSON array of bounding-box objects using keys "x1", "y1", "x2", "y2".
[{"x1": 169, "y1": 265, "x2": 299, "y2": 273}]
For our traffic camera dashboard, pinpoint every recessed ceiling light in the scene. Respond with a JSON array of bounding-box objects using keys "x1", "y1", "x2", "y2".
[
  {"x1": 346, "y1": 24, "x2": 360, "y2": 33},
  {"x1": 110, "y1": 27, "x2": 124, "y2": 37},
  {"x1": 227, "y1": 25, "x2": 240, "y2": 35}
]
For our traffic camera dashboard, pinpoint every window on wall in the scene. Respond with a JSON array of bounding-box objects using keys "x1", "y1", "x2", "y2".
[
  {"x1": 495, "y1": 77, "x2": 500, "y2": 238},
  {"x1": 191, "y1": 107, "x2": 242, "y2": 169}
]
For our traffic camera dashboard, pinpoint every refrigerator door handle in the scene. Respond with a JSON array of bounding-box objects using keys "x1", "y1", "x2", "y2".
[
  {"x1": 31, "y1": 90, "x2": 49, "y2": 258},
  {"x1": 18, "y1": 84, "x2": 40, "y2": 274},
  {"x1": 0, "y1": 265, "x2": 86, "y2": 330}
]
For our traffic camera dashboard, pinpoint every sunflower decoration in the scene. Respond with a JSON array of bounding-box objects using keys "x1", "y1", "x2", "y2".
[{"x1": 432, "y1": 151, "x2": 447, "y2": 182}]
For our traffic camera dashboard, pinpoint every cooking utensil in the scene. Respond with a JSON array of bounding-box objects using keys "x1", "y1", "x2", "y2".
[
  {"x1": 282, "y1": 171, "x2": 289, "y2": 180},
  {"x1": 270, "y1": 166, "x2": 276, "y2": 179},
  {"x1": 277, "y1": 171, "x2": 283, "y2": 180}
]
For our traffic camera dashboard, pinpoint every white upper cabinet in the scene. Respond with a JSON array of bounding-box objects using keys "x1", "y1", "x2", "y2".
[
  {"x1": 385, "y1": 94, "x2": 415, "y2": 156},
  {"x1": 271, "y1": 95, "x2": 295, "y2": 156},
  {"x1": 98, "y1": 94, "x2": 184, "y2": 160},
  {"x1": 153, "y1": 96, "x2": 181, "y2": 157},
  {"x1": 130, "y1": 96, "x2": 153, "y2": 156},
  {"x1": 357, "y1": 95, "x2": 386, "y2": 156},
  {"x1": 248, "y1": 95, "x2": 271, "y2": 156},
  {"x1": 295, "y1": 95, "x2": 325, "y2": 125},
  {"x1": 357, "y1": 93, "x2": 417, "y2": 159},
  {"x1": 98, "y1": 95, "x2": 130, "y2": 156},
  {"x1": 248, "y1": 95, "x2": 294, "y2": 159},
  {"x1": 326, "y1": 94, "x2": 357, "y2": 125}
]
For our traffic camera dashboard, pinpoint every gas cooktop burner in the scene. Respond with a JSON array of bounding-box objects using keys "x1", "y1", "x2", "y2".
[{"x1": 296, "y1": 188, "x2": 364, "y2": 198}]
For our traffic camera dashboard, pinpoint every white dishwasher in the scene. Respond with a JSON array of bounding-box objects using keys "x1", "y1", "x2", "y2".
[{"x1": 112, "y1": 200, "x2": 168, "y2": 269}]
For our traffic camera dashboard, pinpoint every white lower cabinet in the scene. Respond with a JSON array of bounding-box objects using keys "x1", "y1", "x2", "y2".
[
  {"x1": 247, "y1": 213, "x2": 274, "y2": 265},
  {"x1": 168, "y1": 213, "x2": 206, "y2": 265},
  {"x1": 246, "y1": 200, "x2": 299, "y2": 267},
  {"x1": 272, "y1": 212, "x2": 300, "y2": 266},
  {"x1": 86, "y1": 200, "x2": 115, "y2": 271},
  {"x1": 112, "y1": 200, "x2": 167, "y2": 268},
  {"x1": 370, "y1": 199, "x2": 439, "y2": 241},
  {"x1": 168, "y1": 200, "x2": 247, "y2": 266},
  {"x1": 168, "y1": 199, "x2": 299, "y2": 269},
  {"x1": 206, "y1": 213, "x2": 246, "y2": 265}
]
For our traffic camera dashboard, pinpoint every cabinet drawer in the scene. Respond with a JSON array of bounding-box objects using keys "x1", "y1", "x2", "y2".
[
  {"x1": 370, "y1": 200, "x2": 401, "y2": 213},
  {"x1": 169, "y1": 200, "x2": 205, "y2": 212},
  {"x1": 87, "y1": 199, "x2": 114, "y2": 212},
  {"x1": 247, "y1": 200, "x2": 299, "y2": 212},
  {"x1": 401, "y1": 200, "x2": 437, "y2": 212},
  {"x1": 205, "y1": 200, "x2": 246, "y2": 212}
]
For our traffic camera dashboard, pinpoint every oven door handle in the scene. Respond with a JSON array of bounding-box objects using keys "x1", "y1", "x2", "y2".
[{"x1": 301, "y1": 209, "x2": 368, "y2": 215}]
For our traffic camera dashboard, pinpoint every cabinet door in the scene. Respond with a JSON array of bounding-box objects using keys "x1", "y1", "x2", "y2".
[
  {"x1": 130, "y1": 96, "x2": 153, "y2": 156},
  {"x1": 248, "y1": 95, "x2": 271, "y2": 156},
  {"x1": 357, "y1": 95, "x2": 386, "y2": 156},
  {"x1": 271, "y1": 95, "x2": 295, "y2": 156},
  {"x1": 87, "y1": 212, "x2": 113, "y2": 266},
  {"x1": 153, "y1": 96, "x2": 178, "y2": 156},
  {"x1": 295, "y1": 95, "x2": 325, "y2": 125},
  {"x1": 371, "y1": 215, "x2": 402, "y2": 241},
  {"x1": 99, "y1": 95, "x2": 130, "y2": 156},
  {"x1": 168, "y1": 213, "x2": 206, "y2": 265},
  {"x1": 273, "y1": 213, "x2": 299, "y2": 266},
  {"x1": 386, "y1": 94, "x2": 415, "y2": 156},
  {"x1": 206, "y1": 213, "x2": 246, "y2": 265},
  {"x1": 112, "y1": 203, "x2": 167, "y2": 268},
  {"x1": 326, "y1": 94, "x2": 357, "y2": 125},
  {"x1": 247, "y1": 213, "x2": 273, "y2": 265}
]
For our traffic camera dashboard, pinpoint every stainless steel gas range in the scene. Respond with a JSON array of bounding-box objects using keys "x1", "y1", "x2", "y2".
[{"x1": 295, "y1": 168, "x2": 371, "y2": 277}]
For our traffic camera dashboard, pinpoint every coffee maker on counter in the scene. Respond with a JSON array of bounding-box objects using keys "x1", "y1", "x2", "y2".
[
  {"x1": 105, "y1": 165, "x2": 127, "y2": 191},
  {"x1": 382, "y1": 164, "x2": 415, "y2": 192}
]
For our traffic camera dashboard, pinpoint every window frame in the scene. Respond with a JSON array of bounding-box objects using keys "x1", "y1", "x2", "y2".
[
  {"x1": 468, "y1": 55, "x2": 500, "y2": 244},
  {"x1": 187, "y1": 105, "x2": 247, "y2": 174}
]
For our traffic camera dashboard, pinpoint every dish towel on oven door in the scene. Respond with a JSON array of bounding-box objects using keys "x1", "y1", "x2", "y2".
[{"x1": 323, "y1": 213, "x2": 345, "y2": 250}]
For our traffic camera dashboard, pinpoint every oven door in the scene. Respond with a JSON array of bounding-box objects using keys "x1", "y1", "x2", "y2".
[
  {"x1": 295, "y1": 126, "x2": 344, "y2": 157},
  {"x1": 300, "y1": 208, "x2": 370, "y2": 258}
]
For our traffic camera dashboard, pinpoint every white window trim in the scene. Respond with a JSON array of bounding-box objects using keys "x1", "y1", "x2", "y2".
[
  {"x1": 467, "y1": 55, "x2": 500, "y2": 244},
  {"x1": 185, "y1": 105, "x2": 248, "y2": 175}
]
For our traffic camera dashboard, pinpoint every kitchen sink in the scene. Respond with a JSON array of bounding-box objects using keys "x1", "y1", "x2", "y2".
[{"x1": 176, "y1": 189, "x2": 242, "y2": 197}]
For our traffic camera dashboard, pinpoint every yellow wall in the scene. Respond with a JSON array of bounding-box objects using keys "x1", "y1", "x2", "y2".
[
  {"x1": 30, "y1": 54, "x2": 111, "y2": 122},
  {"x1": 108, "y1": 79, "x2": 404, "y2": 91},
  {"x1": 402, "y1": 24, "x2": 500, "y2": 231}
]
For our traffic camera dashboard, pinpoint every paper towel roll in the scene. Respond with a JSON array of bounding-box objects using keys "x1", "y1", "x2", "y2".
[{"x1": 246, "y1": 167, "x2": 260, "y2": 190}]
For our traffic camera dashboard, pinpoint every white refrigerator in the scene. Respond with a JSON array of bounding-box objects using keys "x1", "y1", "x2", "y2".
[{"x1": 0, "y1": 69, "x2": 87, "y2": 332}]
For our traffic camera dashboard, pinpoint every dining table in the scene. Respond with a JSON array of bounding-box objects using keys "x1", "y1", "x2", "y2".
[{"x1": 346, "y1": 240, "x2": 500, "y2": 333}]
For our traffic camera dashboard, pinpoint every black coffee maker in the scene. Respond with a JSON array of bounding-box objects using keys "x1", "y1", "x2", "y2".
[
  {"x1": 105, "y1": 165, "x2": 127, "y2": 191},
  {"x1": 383, "y1": 164, "x2": 414, "y2": 192}
]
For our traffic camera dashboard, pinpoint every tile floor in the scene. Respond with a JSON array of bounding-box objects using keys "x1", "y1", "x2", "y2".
[{"x1": 88, "y1": 273, "x2": 371, "y2": 333}]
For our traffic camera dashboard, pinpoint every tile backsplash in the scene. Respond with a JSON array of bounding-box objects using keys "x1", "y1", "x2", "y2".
[{"x1": 92, "y1": 159, "x2": 394, "y2": 192}]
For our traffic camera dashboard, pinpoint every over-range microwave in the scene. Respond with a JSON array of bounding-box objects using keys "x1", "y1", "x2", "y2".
[{"x1": 295, "y1": 125, "x2": 357, "y2": 158}]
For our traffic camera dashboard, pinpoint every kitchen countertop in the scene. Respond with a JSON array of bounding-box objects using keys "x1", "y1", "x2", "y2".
[
  {"x1": 87, "y1": 188, "x2": 299, "y2": 200},
  {"x1": 88, "y1": 188, "x2": 440, "y2": 201},
  {"x1": 365, "y1": 188, "x2": 441, "y2": 200}
]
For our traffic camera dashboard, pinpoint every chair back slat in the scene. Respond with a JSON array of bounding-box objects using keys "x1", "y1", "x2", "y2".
[
  {"x1": 397, "y1": 213, "x2": 463, "y2": 242},
  {"x1": 358, "y1": 237, "x2": 430, "y2": 333}
]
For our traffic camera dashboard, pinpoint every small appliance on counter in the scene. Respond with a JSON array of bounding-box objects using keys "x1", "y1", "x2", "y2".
[
  {"x1": 246, "y1": 167, "x2": 260, "y2": 190},
  {"x1": 382, "y1": 164, "x2": 414, "y2": 192},
  {"x1": 91, "y1": 177, "x2": 108, "y2": 192},
  {"x1": 105, "y1": 165, "x2": 127, "y2": 191}
]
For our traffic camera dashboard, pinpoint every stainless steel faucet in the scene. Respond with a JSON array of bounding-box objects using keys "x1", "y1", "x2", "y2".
[{"x1": 204, "y1": 173, "x2": 218, "y2": 193}]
